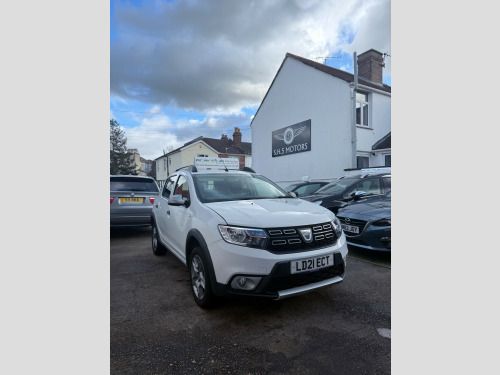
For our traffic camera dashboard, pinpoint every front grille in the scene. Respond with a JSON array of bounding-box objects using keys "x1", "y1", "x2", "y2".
[
  {"x1": 266, "y1": 222, "x2": 338, "y2": 253},
  {"x1": 265, "y1": 253, "x2": 345, "y2": 293},
  {"x1": 336, "y1": 216, "x2": 368, "y2": 236}
]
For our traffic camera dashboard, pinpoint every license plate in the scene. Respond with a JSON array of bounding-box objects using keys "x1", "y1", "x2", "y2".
[
  {"x1": 119, "y1": 197, "x2": 144, "y2": 203},
  {"x1": 342, "y1": 224, "x2": 359, "y2": 234},
  {"x1": 290, "y1": 253, "x2": 334, "y2": 274}
]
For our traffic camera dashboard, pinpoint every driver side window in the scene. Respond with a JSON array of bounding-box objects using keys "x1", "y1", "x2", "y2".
[
  {"x1": 174, "y1": 175, "x2": 190, "y2": 201},
  {"x1": 349, "y1": 179, "x2": 382, "y2": 195},
  {"x1": 162, "y1": 176, "x2": 176, "y2": 199}
]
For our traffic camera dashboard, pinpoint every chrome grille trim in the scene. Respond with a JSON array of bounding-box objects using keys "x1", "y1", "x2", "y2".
[{"x1": 266, "y1": 221, "x2": 338, "y2": 253}]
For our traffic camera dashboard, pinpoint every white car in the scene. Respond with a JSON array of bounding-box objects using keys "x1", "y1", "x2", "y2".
[{"x1": 151, "y1": 165, "x2": 348, "y2": 308}]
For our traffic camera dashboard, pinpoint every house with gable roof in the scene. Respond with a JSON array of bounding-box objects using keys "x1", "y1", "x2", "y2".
[
  {"x1": 154, "y1": 127, "x2": 252, "y2": 182},
  {"x1": 250, "y1": 49, "x2": 391, "y2": 187}
]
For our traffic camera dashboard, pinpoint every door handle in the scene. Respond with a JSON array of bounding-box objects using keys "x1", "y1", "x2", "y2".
[{"x1": 167, "y1": 210, "x2": 170, "y2": 215}]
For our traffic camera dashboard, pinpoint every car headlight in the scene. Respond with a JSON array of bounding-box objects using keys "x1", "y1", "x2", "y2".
[
  {"x1": 372, "y1": 218, "x2": 391, "y2": 226},
  {"x1": 313, "y1": 200, "x2": 323, "y2": 205},
  {"x1": 218, "y1": 225, "x2": 268, "y2": 249},
  {"x1": 331, "y1": 217, "x2": 343, "y2": 237}
]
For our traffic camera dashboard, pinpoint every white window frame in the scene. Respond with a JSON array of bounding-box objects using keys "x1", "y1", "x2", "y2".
[{"x1": 356, "y1": 92, "x2": 369, "y2": 128}]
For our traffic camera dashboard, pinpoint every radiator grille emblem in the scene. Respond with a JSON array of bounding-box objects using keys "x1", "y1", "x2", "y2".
[{"x1": 299, "y1": 228, "x2": 313, "y2": 243}]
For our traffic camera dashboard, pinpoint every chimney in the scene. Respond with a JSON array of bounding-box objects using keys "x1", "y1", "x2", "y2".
[
  {"x1": 357, "y1": 49, "x2": 384, "y2": 85},
  {"x1": 221, "y1": 134, "x2": 228, "y2": 140},
  {"x1": 232, "y1": 127, "x2": 242, "y2": 147}
]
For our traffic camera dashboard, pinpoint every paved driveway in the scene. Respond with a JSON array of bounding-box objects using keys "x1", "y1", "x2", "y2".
[{"x1": 111, "y1": 227, "x2": 391, "y2": 374}]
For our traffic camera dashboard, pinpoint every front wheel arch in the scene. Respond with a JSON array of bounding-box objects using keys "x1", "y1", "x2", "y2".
[{"x1": 185, "y1": 229, "x2": 218, "y2": 296}]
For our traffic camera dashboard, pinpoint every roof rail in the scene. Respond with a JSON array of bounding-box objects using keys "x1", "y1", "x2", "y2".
[
  {"x1": 176, "y1": 165, "x2": 198, "y2": 173},
  {"x1": 242, "y1": 167, "x2": 256, "y2": 173}
]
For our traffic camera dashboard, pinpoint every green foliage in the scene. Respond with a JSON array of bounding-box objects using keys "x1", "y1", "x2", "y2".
[{"x1": 110, "y1": 119, "x2": 138, "y2": 175}]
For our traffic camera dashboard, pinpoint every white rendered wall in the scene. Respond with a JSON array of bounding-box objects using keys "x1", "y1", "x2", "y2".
[
  {"x1": 251, "y1": 58, "x2": 353, "y2": 186},
  {"x1": 356, "y1": 92, "x2": 391, "y2": 153}
]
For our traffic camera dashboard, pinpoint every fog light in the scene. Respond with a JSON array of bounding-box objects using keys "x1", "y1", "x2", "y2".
[{"x1": 230, "y1": 276, "x2": 262, "y2": 291}]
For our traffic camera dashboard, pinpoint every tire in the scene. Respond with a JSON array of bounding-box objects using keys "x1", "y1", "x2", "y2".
[
  {"x1": 189, "y1": 247, "x2": 216, "y2": 308},
  {"x1": 152, "y1": 223, "x2": 167, "y2": 256}
]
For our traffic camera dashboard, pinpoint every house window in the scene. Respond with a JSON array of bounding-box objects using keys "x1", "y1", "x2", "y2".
[
  {"x1": 357, "y1": 156, "x2": 369, "y2": 169},
  {"x1": 163, "y1": 159, "x2": 167, "y2": 171},
  {"x1": 356, "y1": 92, "x2": 369, "y2": 127},
  {"x1": 385, "y1": 155, "x2": 391, "y2": 167}
]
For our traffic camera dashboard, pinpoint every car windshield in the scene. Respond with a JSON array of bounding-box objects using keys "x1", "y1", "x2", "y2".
[
  {"x1": 315, "y1": 177, "x2": 360, "y2": 194},
  {"x1": 110, "y1": 177, "x2": 159, "y2": 193},
  {"x1": 284, "y1": 183, "x2": 300, "y2": 191},
  {"x1": 192, "y1": 173, "x2": 288, "y2": 203}
]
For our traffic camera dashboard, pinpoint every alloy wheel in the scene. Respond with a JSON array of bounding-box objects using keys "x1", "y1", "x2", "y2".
[{"x1": 190, "y1": 255, "x2": 206, "y2": 300}]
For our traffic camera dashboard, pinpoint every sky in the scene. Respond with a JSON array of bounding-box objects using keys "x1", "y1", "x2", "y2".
[{"x1": 110, "y1": 0, "x2": 391, "y2": 161}]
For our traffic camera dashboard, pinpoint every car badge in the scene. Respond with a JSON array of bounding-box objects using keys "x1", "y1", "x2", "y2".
[
  {"x1": 299, "y1": 228, "x2": 313, "y2": 243},
  {"x1": 345, "y1": 218, "x2": 350, "y2": 224}
]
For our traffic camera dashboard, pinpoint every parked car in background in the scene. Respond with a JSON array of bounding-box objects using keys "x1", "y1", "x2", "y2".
[
  {"x1": 284, "y1": 181, "x2": 331, "y2": 197},
  {"x1": 336, "y1": 190, "x2": 391, "y2": 251},
  {"x1": 110, "y1": 175, "x2": 159, "y2": 227},
  {"x1": 300, "y1": 173, "x2": 391, "y2": 214}
]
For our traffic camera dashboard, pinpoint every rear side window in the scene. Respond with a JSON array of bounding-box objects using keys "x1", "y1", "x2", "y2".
[
  {"x1": 383, "y1": 177, "x2": 391, "y2": 190},
  {"x1": 110, "y1": 177, "x2": 159, "y2": 193}
]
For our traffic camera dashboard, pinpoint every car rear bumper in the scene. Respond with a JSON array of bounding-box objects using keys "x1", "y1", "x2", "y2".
[{"x1": 110, "y1": 214, "x2": 152, "y2": 227}]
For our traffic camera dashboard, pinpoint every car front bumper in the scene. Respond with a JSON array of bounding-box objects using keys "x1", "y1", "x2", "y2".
[{"x1": 208, "y1": 234, "x2": 348, "y2": 299}]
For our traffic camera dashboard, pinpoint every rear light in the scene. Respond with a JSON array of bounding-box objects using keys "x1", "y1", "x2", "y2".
[
  {"x1": 149, "y1": 197, "x2": 155, "y2": 204},
  {"x1": 110, "y1": 197, "x2": 114, "y2": 204}
]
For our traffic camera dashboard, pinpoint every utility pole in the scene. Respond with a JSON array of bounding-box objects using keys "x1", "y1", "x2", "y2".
[{"x1": 351, "y1": 51, "x2": 358, "y2": 169}]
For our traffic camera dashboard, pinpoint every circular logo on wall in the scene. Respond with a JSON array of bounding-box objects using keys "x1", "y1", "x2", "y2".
[{"x1": 283, "y1": 128, "x2": 294, "y2": 145}]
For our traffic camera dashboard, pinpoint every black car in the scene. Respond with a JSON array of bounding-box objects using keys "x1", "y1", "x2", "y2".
[
  {"x1": 284, "y1": 181, "x2": 331, "y2": 197},
  {"x1": 300, "y1": 173, "x2": 391, "y2": 214}
]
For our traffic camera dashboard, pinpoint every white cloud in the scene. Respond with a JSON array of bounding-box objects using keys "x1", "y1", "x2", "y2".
[
  {"x1": 111, "y1": 0, "x2": 390, "y2": 111},
  {"x1": 111, "y1": 0, "x2": 390, "y2": 160}
]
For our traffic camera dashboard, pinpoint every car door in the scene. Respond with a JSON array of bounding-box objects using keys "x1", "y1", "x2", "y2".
[
  {"x1": 167, "y1": 175, "x2": 193, "y2": 261},
  {"x1": 156, "y1": 175, "x2": 177, "y2": 248}
]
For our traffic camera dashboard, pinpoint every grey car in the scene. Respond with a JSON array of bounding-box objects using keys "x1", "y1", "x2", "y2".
[{"x1": 110, "y1": 175, "x2": 159, "y2": 227}]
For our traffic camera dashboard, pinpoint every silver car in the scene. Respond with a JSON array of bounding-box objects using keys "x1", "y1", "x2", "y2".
[{"x1": 110, "y1": 175, "x2": 159, "y2": 227}]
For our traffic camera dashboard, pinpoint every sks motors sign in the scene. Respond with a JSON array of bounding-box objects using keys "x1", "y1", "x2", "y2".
[{"x1": 272, "y1": 119, "x2": 311, "y2": 157}]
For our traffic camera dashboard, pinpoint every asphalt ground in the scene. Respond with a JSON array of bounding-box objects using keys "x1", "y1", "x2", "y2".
[{"x1": 111, "y1": 227, "x2": 391, "y2": 374}]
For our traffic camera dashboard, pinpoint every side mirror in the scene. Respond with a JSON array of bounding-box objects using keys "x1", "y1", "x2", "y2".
[
  {"x1": 288, "y1": 191, "x2": 297, "y2": 198},
  {"x1": 352, "y1": 191, "x2": 366, "y2": 200},
  {"x1": 168, "y1": 194, "x2": 190, "y2": 207}
]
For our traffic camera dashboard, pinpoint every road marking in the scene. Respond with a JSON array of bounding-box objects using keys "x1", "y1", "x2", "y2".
[{"x1": 377, "y1": 328, "x2": 391, "y2": 339}]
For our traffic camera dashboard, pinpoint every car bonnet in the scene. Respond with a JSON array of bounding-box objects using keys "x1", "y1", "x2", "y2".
[{"x1": 205, "y1": 198, "x2": 334, "y2": 228}]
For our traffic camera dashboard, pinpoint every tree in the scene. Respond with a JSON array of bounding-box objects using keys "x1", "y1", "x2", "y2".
[{"x1": 110, "y1": 119, "x2": 137, "y2": 175}]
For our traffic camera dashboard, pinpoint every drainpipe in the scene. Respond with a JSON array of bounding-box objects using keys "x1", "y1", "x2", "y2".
[{"x1": 351, "y1": 51, "x2": 358, "y2": 169}]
